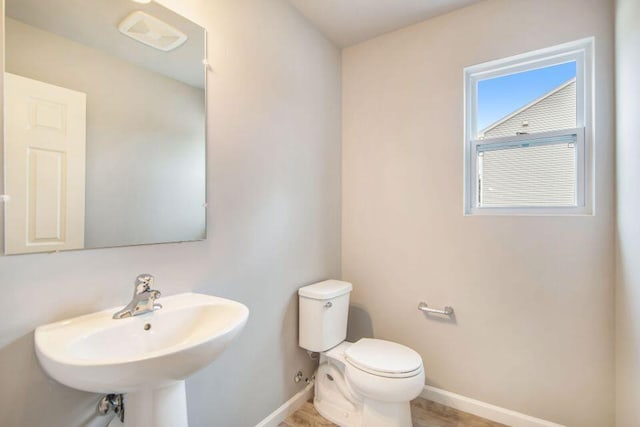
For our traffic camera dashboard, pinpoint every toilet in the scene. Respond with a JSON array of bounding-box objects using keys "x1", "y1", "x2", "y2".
[{"x1": 298, "y1": 280, "x2": 424, "y2": 427}]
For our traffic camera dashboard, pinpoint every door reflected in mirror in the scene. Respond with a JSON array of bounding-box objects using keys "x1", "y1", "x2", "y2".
[{"x1": 3, "y1": 0, "x2": 206, "y2": 255}]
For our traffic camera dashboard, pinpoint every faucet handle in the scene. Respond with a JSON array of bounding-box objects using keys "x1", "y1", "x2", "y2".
[{"x1": 134, "y1": 273, "x2": 155, "y2": 294}]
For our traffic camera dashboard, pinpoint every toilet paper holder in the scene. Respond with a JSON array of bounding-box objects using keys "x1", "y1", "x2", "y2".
[{"x1": 418, "y1": 302, "x2": 454, "y2": 316}]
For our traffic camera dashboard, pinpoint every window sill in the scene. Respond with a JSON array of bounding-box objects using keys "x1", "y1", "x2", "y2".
[{"x1": 464, "y1": 206, "x2": 593, "y2": 216}]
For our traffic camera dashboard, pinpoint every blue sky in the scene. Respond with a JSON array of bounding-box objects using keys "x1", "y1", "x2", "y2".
[{"x1": 477, "y1": 61, "x2": 576, "y2": 131}]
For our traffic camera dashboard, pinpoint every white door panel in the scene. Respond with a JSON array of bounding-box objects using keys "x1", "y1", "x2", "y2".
[{"x1": 5, "y1": 73, "x2": 86, "y2": 254}]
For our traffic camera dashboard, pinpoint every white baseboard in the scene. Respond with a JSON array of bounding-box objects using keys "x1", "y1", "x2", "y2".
[
  {"x1": 255, "y1": 383, "x2": 314, "y2": 427},
  {"x1": 420, "y1": 385, "x2": 565, "y2": 427}
]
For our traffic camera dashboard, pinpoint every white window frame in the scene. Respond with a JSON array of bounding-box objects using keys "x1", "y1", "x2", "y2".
[{"x1": 463, "y1": 38, "x2": 594, "y2": 216}]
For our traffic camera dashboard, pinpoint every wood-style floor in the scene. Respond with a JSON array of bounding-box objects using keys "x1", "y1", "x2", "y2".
[{"x1": 279, "y1": 398, "x2": 509, "y2": 427}]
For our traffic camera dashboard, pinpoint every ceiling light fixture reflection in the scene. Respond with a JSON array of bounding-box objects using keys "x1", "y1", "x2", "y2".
[{"x1": 119, "y1": 11, "x2": 188, "y2": 51}]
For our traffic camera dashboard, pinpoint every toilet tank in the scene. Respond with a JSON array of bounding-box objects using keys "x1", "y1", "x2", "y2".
[{"x1": 298, "y1": 280, "x2": 352, "y2": 352}]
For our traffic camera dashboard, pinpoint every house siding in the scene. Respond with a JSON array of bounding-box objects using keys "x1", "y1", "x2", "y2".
[
  {"x1": 478, "y1": 79, "x2": 578, "y2": 207},
  {"x1": 480, "y1": 141, "x2": 577, "y2": 206},
  {"x1": 482, "y1": 79, "x2": 576, "y2": 138}
]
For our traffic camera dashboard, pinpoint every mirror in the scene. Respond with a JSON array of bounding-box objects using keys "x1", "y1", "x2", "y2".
[{"x1": 3, "y1": 0, "x2": 206, "y2": 255}]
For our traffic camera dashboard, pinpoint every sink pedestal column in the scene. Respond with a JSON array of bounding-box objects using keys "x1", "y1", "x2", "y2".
[{"x1": 109, "y1": 381, "x2": 188, "y2": 427}]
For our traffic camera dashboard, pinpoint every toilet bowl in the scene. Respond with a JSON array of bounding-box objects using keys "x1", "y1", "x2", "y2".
[{"x1": 298, "y1": 280, "x2": 424, "y2": 427}]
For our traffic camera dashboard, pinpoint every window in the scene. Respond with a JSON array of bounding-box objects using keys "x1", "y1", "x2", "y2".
[{"x1": 464, "y1": 39, "x2": 593, "y2": 215}]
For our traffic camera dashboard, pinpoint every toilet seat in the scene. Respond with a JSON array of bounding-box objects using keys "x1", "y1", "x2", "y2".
[{"x1": 345, "y1": 339, "x2": 423, "y2": 378}]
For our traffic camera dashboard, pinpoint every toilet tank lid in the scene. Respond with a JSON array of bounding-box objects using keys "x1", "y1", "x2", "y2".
[{"x1": 298, "y1": 280, "x2": 352, "y2": 300}]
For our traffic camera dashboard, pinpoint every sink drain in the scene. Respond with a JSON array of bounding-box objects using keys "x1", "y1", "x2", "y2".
[{"x1": 144, "y1": 323, "x2": 151, "y2": 331}]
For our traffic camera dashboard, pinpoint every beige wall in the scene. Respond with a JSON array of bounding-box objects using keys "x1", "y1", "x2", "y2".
[
  {"x1": 615, "y1": 0, "x2": 640, "y2": 425},
  {"x1": 0, "y1": 0, "x2": 341, "y2": 426},
  {"x1": 342, "y1": 1, "x2": 614, "y2": 426}
]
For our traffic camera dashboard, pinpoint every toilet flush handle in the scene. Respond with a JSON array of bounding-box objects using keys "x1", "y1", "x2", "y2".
[{"x1": 324, "y1": 302, "x2": 333, "y2": 308}]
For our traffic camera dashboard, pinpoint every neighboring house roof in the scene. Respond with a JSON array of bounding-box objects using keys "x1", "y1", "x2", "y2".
[{"x1": 480, "y1": 77, "x2": 577, "y2": 139}]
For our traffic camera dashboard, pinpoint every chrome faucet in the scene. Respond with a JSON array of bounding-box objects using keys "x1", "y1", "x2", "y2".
[{"x1": 113, "y1": 274, "x2": 162, "y2": 319}]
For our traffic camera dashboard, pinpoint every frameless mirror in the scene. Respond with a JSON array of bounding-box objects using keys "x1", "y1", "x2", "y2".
[{"x1": 3, "y1": 0, "x2": 206, "y2": 255}]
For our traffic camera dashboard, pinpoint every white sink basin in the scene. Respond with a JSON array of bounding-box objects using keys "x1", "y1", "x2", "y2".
[{"x1": 34, "y1": 293, "x2": 249, "y2": 426}]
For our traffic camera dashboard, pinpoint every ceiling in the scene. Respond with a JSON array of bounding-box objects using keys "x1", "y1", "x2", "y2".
[
  {"x1": 6, "y1": 0, "x2": 205, "y2": 88},
  {"x1": 287, "y1": 0, "x2": 484, "y2": 47}
]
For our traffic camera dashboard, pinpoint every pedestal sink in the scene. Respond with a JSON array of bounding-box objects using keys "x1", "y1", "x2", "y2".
[{"x1": 34, "y1": 293, "x2": 249, "y2": 427}]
